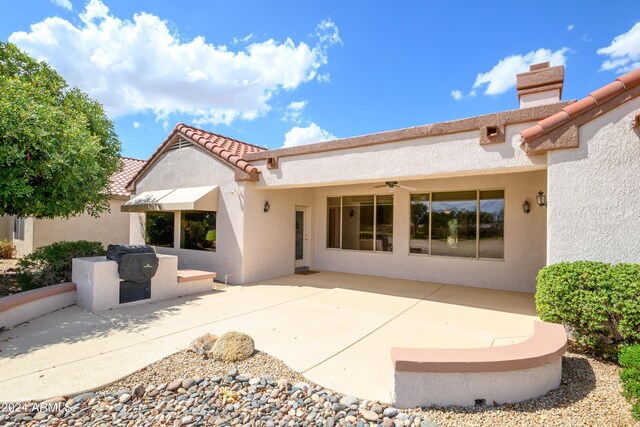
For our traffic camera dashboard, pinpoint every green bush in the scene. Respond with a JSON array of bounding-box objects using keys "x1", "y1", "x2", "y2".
[
  {"x1": 619, "y1": 345, "x2": 640, "y2": 420},
  {"x1": 536, "y1": 261, "x2": 614, "y2": 355},
  {"x1": 0, "y1": 239, "x2": 16, "y2": 259},
  {"x1": 611, "y1": 264, "x2": 640, "y2": 343},
  {"x1": 536, "y1": 261, "x2": 640, "y2": 357},
  {"x1": 16, "y1": 241, "x2": 105, "y2": 290}
]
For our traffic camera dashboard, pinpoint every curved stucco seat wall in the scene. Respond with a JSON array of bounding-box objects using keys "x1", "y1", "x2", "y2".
[
  {"x1": 0, "y1": 283, "x2": 77, "y2": 331},
  {"x1": 391, "y1": 321, "x2": 567, "y2": 408}
]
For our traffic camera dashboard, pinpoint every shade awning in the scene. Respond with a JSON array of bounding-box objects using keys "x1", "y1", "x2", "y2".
[{"x1": 121, "y1": 185, "x2": 219, "y2": 212}]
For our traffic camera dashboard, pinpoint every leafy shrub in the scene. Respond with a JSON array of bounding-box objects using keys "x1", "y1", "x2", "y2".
[
  {"x1": 611, "y1": 264, "x2": 640, "y2": 343},
  {"x1": 536, "y1": 261, "x2": 614, "y2": 355},
  {"x1": 16, "y1": 241, "x2": 105, "y2": 290},
  {"x1": 0, "y1": 239, "x2": 16, "y2": 259},
  {"x1": 619, "y1": 345, "x2": 640, "y2": 420}
]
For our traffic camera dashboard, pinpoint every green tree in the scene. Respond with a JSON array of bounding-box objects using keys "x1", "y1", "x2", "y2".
[{"x1": 0, "y1": 42, "x2": 121, "y2": 218}]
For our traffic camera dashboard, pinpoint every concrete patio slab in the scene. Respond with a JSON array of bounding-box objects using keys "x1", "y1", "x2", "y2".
[{"x1": 0, "y1": 272, "x2": 538, "y2": 403}]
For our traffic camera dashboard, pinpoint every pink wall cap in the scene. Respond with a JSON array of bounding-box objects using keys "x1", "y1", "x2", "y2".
[
  {"x1": 0, "y1": 282, "x2": 76, "y2": 312},
  {"x1": 391, "y1": 321, "x2": 567, "y2": 374}
]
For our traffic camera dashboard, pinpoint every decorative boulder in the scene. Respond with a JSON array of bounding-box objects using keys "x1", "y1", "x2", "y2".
[
  {"x1": 187, "y1": 333, "x2": 218, "y2": 355},
  {"x1": 209, "y1": 331, "x2": 255, "y2": 362}
]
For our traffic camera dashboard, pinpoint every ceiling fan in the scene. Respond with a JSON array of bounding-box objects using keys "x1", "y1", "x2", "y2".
[{"x1": 373, "y1": 181, "x2": 416, "y2": 191}]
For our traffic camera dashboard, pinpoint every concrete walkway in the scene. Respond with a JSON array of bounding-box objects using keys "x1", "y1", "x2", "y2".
[{"x1": 0, "y1": 272, "x2": 538, "y2": 403}]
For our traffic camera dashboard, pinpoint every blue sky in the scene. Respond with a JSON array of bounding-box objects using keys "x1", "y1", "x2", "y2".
[{"x1": 1, "y1": 1, "x2": 638, "y2": 159}]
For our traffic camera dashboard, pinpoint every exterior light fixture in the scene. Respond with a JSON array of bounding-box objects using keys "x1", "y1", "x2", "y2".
[
  {"x1": 522, "y1": 200, "x2": 530, "y2": 214},
  {"x1": 263, "y1": 201, "x2": 270, "y2": 213},
  {"x1": 536, "y1": 191, "x2": 547, "y2": 207}
]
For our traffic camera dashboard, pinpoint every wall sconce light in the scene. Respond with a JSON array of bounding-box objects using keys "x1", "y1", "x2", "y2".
[
  {"x1": 522, "y1": 200, "x2": 530, "y2": 214},
  {"x1": 536, "y1": 191, "x2": 547, "y2": 207},
  {"x1": 349, "y1": 209, "x2": 355, "y2": 217},
  {"x1": 263, "y1": 201, "x2": 270, "y2": 213}
]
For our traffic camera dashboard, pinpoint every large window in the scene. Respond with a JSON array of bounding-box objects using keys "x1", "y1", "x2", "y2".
[
  {"x1": 326, "y1": 195, "x2": 393, "y2": 252},
  {"x1": 146, "y1": 212, "x2": 174, "y2": 247},
  {"x1": 180, "y1": 211, "x2": 216, "y2": 251},
  {"x1": 410, "y1": 190, "x2": 504, "y2": 259}
]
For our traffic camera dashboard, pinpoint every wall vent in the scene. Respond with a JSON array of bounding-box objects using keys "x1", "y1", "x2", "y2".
[
  {"x1": 167, "y1": 137, "x2": 193, "y2": 151},
  {"x1": 267, "y1": 157, "x2": 278, "y2": 169}
]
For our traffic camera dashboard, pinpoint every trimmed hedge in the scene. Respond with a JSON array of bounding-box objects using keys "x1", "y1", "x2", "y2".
[
  {"x1": 16, "y1": 241, "x2": 105, "y2": 290},
  {"x1": 536, "y1": 261, "x2": 640, "y2": 358},
  {"x1": 619, "y1": 345, "x2": 640, "y2": 420}
]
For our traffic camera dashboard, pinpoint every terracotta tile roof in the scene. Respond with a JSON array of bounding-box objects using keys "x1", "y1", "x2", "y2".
[
  {"x1": 175, "y1": 123, "x2": 265, "y2": 175},
  {"x1": 109, "y1": 157, "x2": 146, "y2": 197},
  {"x1": 521, "y1": 67, "x2": 640, "y2": 143},
  {"x1": 127, "y1": 123, "x2": 266, "y2": 190}
]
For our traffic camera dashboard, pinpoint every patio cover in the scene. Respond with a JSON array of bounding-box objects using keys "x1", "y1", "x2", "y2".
[{"x1": 121, "y1": 185, "x2": 218, "y2": 212}]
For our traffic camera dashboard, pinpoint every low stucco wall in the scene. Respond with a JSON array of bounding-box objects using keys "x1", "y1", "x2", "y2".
[
  {"x1": 547, "y1": 97, "x2": 640, "y2": 264},
  {"x1": 0, "y1": 283, "x2": 77, "y2": 331},
  {"x1": 391, "y1": 322, "x2": 567, "y2": 407}
]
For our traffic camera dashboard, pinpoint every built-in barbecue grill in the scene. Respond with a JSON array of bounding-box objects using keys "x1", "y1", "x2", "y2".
[{"x1": 106, "y1": 244, "x2": 159, "y2": 304}]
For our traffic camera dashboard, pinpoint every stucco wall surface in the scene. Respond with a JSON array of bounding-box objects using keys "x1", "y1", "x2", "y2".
[
  {"x1": 393, "y1": 359, "x2": 562, "y2": 408},
  {"x1": 132, "y1": 146, "x2": 245, "y2": 283},
  {"x1": 32, "y1": 199, "x2": 130, "y2": 250},
  {"x1": 254, "y1": 124, "x2": 546, "y2": 188},
  {"x1": 312, "y1": 170, "x2": 547, "y2": 292},
  {"x1": 547, "y1": 98, "x2": 640, "y2": 264},
  {"x1": 241, "y1": 186, "x2": 316, "y2": 283},
  {"x1": 11, "y1": 216, "x2": 34, "y2": 257},
  {"x1": 0, "y1": 216, "x2": 10, "y2": 240}
]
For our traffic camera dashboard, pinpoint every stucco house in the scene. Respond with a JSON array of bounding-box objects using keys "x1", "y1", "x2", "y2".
[
  {"x1": 1, "y1": 157, "x2": 145, "y2": 256},
  {"x1": 124, "y1": 63, "x2": 640, "y2": 293}
]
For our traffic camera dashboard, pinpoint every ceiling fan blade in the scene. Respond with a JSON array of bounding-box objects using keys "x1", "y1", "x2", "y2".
[
  {"x1": 372, "y1": 184, "x2": 388, "y2": 188},
  {"x1": 398, "y1": 184, "x2": 416, "y2": 191}
]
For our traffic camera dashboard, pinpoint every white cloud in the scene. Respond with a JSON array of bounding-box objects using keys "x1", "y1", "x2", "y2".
[
  {"x1": 472, "y1": 48, "x2": 569, "y2": 96},
  {"x1": 282, "y1": 100, "x2": 307, "y2": 122},
  {"x1": 232, "y1": 33, "x2": 254, "y2": 44},
  {"x1": 133, "y1": 121, "x2": 140, "y2": 129},
  {"x1": 283, "y1": 122, "x2": 335, "y2": 147},
  {"x1": 450, "y1": 89, "x2": 463, "y2": 101},
  {"x1": 51, "y1": 0, "x2": 72, "y2": 10},
  {"x1": 567, "y1": 24, "x2": 574, "y2": 31},
  {"x1": 597, "y1": 22, "x2": 640, "y2": 73},
  {"x1": 9, "y1": 0, "x2": 341, "y2": 126}
]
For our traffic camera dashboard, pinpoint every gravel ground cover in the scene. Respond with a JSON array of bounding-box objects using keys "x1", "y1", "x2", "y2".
[{"x1": 0, "y1": 348, "x2": 636, "y2": 426}]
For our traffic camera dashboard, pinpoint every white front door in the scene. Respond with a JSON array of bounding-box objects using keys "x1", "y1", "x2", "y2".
[{"x1": 295, "y1": 207, "x2": 309, "y2": 269}]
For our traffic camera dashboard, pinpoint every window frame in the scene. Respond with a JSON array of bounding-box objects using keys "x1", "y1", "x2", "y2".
[
  {"x1": 179, "y1": 210, "x2": 217, "y2": 252},
  {"x1": 408, "y1": 188, "x2": 506, "y2": 261},
  {"x1": 144, "y1": 211, "x2": 176, "y2": 248},
  {"x1": 325, "y1": 194, "x2": 394, "y2": 254}
]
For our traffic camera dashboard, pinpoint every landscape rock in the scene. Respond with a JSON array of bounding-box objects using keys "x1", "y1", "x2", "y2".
[
  {"x1": 209, "y1": 331, "x2": 255, "y2": 362},
  {"x1": 186, "y1": 333, "x2": 218, "y2": 355},
  {"x1": 167, "y1": 379, "x2": 183, "y2": 392}
]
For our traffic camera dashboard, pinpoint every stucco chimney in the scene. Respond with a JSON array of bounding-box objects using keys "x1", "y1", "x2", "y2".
[{"x1": 516, "y1": 62, "x2": 564, "y2": 108}]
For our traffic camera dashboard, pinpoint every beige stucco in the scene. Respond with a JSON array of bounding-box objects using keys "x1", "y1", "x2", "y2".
[
  {"x1": 547, "y1": 97, "x2": 640, "y2": 264},
  {"x1": 130, "y1": 144, "x2": 245, "y2": 283},
  {"x1": 0, "y1": 216, "x2": 10, "y2": 241},
  {"x1": 10, "y1": 216, "x2": 34, "y2": 257},
  {"x1": 252, "y1": 123, "x2": 546, "y2": 189},
  {"x1": 31, "y1": 199, "x2": 130, "y2": 251}
]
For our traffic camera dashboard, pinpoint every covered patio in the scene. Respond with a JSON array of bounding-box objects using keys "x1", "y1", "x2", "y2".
[{"x1": 0, "y1": 272, "x2": 537, "y2": 403}]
